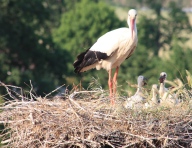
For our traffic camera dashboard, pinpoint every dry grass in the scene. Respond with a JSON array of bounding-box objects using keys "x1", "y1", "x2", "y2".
[{"x1": 0, "y1": 78, "x2": 192, "y2": 148}]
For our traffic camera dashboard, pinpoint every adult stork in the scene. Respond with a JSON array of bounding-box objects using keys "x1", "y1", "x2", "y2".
[{"x1": 73, "y1": 9, "x2": 138, "y2": 105}]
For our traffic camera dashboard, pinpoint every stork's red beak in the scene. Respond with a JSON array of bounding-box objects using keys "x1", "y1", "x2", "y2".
[{"x1": 130, "y1": 18, "x2": 135, "y2": 39}]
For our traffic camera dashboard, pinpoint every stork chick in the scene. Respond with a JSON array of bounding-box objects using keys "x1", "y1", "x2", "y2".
[
  {"x1": 159, "y1": 72, "x2": 179, "y2": 107},
  {"x1": 124, "y1": 75, "x2": 147, "y2": 109},
  {"x1": 159, "y1": 72, "x2": 168, "y2": 98}
]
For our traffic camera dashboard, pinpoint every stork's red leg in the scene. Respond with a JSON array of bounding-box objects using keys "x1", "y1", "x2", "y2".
[
  {"x1": 113, "y1": 66, "x2": 119, "y2": 98},
  {"x1": 108, "y1": 69, "x2": 114, "y2": 105}
]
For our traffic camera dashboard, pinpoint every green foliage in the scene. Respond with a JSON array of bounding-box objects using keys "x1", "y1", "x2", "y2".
[
  {"x1": 137, "y1": 15, "x2": 162, "y2": 55},
  {"x1": 0, "y1": 0, "x2": 71, "y2": 95},
  {"x1": 53, "y1": 0, "x2": 125, "y2": 58},
  {"x1": 137, "y1": 1, "x2": 191, "y2": 56},
  {"x1": 163, "y1": 2, "x2": 192, "y2": 47},
  {"x1": 161, "y1": 37, "x2": 192, "y2": 81}
]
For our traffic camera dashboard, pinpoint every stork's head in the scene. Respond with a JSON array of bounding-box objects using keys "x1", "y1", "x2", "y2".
[
  {"x1": 128, "y1": 9, "x2": 137, "y2": 39},
  {"x1": 137, "y1": 75, "x2": 147, "y2": 87},
  {"x1": 159, "y1": 72, "x2": 167, "y2": 83}
]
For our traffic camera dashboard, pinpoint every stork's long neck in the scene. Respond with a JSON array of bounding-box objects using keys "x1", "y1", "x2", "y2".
[
  {"x1": 133, "y1": 23, "x2": 137, "y2": 36},
  {"x1": 135, "y1": 81, "x2": 142, "y2": 94},
  {"x1": 159, "y1": 82, "x2": 165, "y2": 98},
  {"x1": 152, "y1": 89, "x2": 158, "y2": 103},
  {"x1": 127, "y1": 18, "x2": 137, "y2": 39},
  {"x1": 153, "y1": 90, "x2": 157, "y2": 99}
]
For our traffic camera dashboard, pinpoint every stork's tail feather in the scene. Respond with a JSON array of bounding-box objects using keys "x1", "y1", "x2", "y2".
[
  {"x1": 73, "y1": 48, "x2": 109, "y2": 73},
  {"x1": 73, "y1": 49, "x2": 89, "y2": 73}
]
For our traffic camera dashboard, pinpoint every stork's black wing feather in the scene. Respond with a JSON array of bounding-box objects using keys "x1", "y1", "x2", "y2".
[{"x1": 73, "y1": 49, "x2": 109, "y2": 73}]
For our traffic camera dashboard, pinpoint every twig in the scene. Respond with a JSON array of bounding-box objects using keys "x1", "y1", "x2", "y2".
[
  {"x1": 29, "y1": 111, "x2": 35, "y2": 125},
  {"x1": 45, "y1": 84, "x2": 66, "y2": 98},
  {"x1": 1, "y1": 138, "x2": 12, "y2": 144},
  {"x1": 69, "y1": 90, "x2": 98, "y2": 99},
  {"x1": 29, "y1": 80, "x2": 34, "y2": 101},
  {"x1": 105, "y1": 140, "x2": 115, "y2": 148},
  {"x1": 145, "y1": 139, "x2": 156, "y2": 148},
  {"x1": 121, "y1": 140, "x2": 141, "y2": 148},
  {"x1": 0, "y1": 81, "x2": 16, "y2": 100},
  {"x1": 69, "y1": 94, "x2": 86, "y2": 111}
]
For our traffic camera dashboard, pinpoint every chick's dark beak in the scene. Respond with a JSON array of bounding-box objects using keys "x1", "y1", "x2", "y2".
[
  {"x1": 143, "y1": 77, "x2": 148, "y2": 86},
  {"x1": 159, "y1": 75, "x2": 165, "y2": 83}
]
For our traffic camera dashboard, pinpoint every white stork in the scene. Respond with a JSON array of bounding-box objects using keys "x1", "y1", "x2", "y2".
[
  {"x1": 124, "y1": 75, "x2": 147, "y2": 109},
  {"x1": 73, "y1": 9, "x2": 138, "y2": 105}
]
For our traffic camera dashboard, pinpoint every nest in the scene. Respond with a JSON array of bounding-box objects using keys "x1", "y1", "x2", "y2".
[
  {"x1": 0, "y1": 81, "x2": 192, "y2": 147},
  {"x1": 0, "y1": 97, "x2": 192, "y2": 147}
]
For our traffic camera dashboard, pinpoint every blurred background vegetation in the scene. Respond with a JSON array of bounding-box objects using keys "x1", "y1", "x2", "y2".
[{"x1": 0, "y1": 0, "x2": 192, "y2": 97}]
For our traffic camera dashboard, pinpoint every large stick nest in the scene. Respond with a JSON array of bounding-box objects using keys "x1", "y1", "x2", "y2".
[{"x1": 0, "y1": 82, "x2": 192, "y2": 147}]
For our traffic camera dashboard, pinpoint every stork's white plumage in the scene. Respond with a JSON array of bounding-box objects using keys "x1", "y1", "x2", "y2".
[
  {"x1": 151, "y1": 84, "x2": 159, "y2": 105},
  {"x1": 124, "y1": 75, "x2": 147, "y2": 109},
  {"x1": 73, "y1": 9, "x2": 138, "y2": 105},
  {"x1": 145, "y1": 84, "x2": 159, "y2": 109}
]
